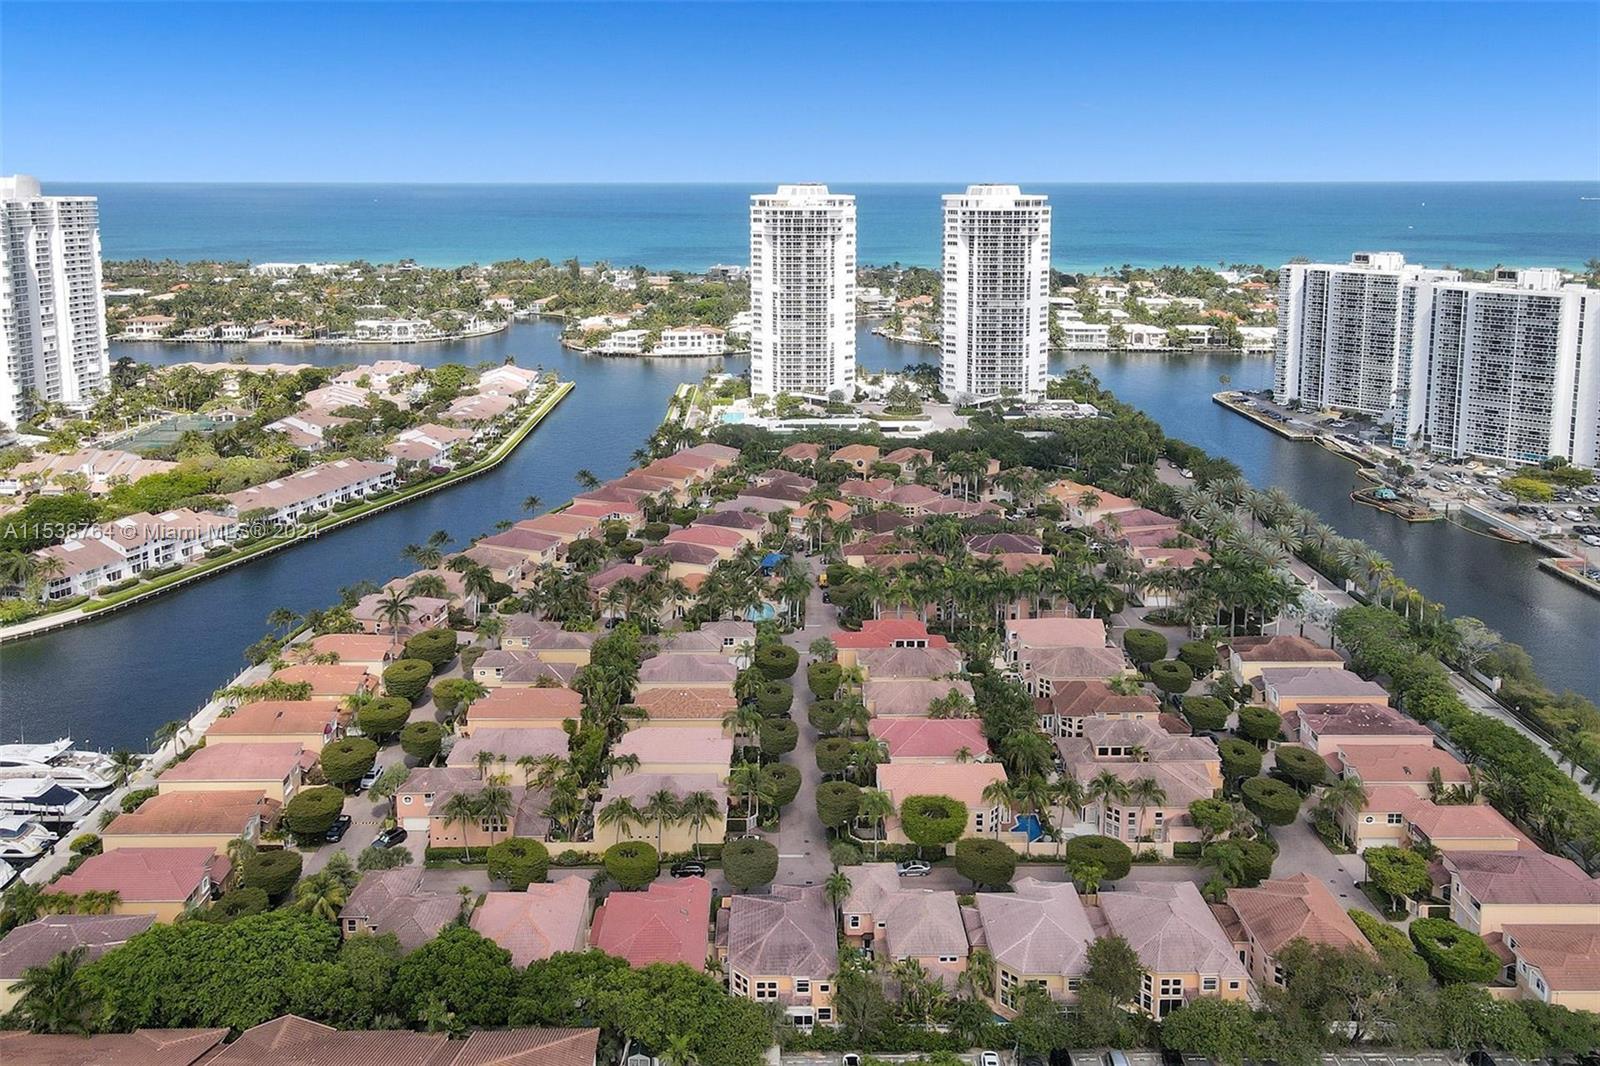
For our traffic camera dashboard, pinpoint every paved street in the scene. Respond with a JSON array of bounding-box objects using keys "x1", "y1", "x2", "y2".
[{"x1": 771, "y1": 556, "x2": 840, "y2": 888}]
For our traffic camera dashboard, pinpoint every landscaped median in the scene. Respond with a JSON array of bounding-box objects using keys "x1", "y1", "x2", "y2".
[{"x1": 0, "y1": 381, "x2": 574, "y2": 641}]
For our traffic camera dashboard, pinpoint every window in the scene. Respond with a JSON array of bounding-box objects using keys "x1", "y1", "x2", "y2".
[
  {"x1": 1387, "y1": 812, "x2": 1404, "y2": 825},
  {"x1": 1201, "y1": 977, "x2": 1218, "y2": 991},
  {"x1": 1228, "y1": 981, "x2": 1240, "y2": 990},
  {"x1": 794, "y1": 979, "x2": 810, "y2": 994},
  {"x1": 847, "y1": 915, "x2": 860, "y2": 929},
  {"x1": 754, "y1": 980, "x2": 778, "y2": 1001},
  {"x1": 732, "y1": 973, "x2": 748, "y2": 995},
  {"x1": 938, "y1": 955, "x2": 958, "y2": 963},
  {"x1": 817, "y1": 1007, "x2": 832, "y2": 1022}
]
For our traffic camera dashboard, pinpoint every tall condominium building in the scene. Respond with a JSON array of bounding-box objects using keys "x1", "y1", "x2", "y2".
[
  {"x1": 1393, "y1": 269, "x2": 1599, "y2": 468},
  {"x1": 940, "y1": 184, "x2": 1051, "y2": 401},
  {"x1": 1273, "y1": 252, "x2": 1458, "y2": 416},
  {"x1": 0, "y1": 175, "x2": 110, "y2": 430},
  {"x1": 748, "y1": 184, "x2": 856, "y2": 397}
]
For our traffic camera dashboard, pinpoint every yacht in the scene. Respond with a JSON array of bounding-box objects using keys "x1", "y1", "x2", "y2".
[
  {"x1": 0, "y1": 739, "x2": 118, "y2": 792},
  {"x1": 0, "y1": 860, "x2": 14, "y2": 890},
  {"x1": 0, "y1": 815, "x2": 56, "y2": 863},
  {"x1": 0, "y1": 778, "x2": 95, "y2": 826}
]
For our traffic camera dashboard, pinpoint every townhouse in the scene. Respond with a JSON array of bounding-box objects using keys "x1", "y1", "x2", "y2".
[
  {"x1": 49, "y1": 847, "x2": 224, "y2": 922},
  {"x1": 856, "y1": 645, "x2": 963, "y2": 681},
  {"x1": 1097, "y1": 881, "x2": 1250, "y2": 1017},
  {"x1": 351, "y1": 592, "x2": 451, "y2": 637},
  {"x1": 1497, "y1": 925, "x2": 1600, "y2": 1012},
  {"x1": 302, "y1": 632, "x2": 395, "y2": 668},
  {"x1": 1295, "y1": 701, "x2": 1435, "y2": 756},
  {"x1": 339, "y1": 868, "x2": 458, "y2": 949},
  {"x1": 0, "y1": 915, "x2": 155, "y2": 1015},
  {"x1": 863, "y1": 678, "x2": 976, "y2": 718},
  {"x1": 971, "y1": 877, "x2": 1095, "y2": 1016},
  {"x1": 589, "y1": 876, "x2": 713, "y2": 970},
  {"x1": 1257, "y1": 667, "x2": 1390, "y2": 717},
  {"x1": 612, "y1": 725, "x2": 733, "y2": 778},
  {"x1": 591, "y1": 772, "x2": 728, "y2": 852},
  {"x1": 156, "y1": 742, "x2": 305, "y2": 803},
  {"x1": 500, "y1": 616, "x2": 597, "y2": 665},
  {"x1": 635, "y1": 653, "x2": 738, "y2": 692},
  {"x1": 839, "y1": 864, "x2": 967, "y2": 988},
  {"x1": 630, "y1": 687, "x2": 737, "y2": 728},
  {"x1": 1056, "y1": 719, "x2": 1221, "y2": 854},
  {"x1": 1216, "y1": 874, "x2": 1370, "y2": 990},
  {"x1": 203, "y1": 700, "x2": 343, "y2": 752},
  {"x1": 718, "y1": 885, "x2": 838, "y2": 1030},
  {"x1": 223, "y1": 459, "x2": 395, "y2": 525},
  {"x1": 2, "y1": 448, "x2": 175, "y2": 497},
  {"x1": 1226, "y1": 634, "x2": 1345, "y2": 684},
  {"x1": 1035, "y1": 680, "x2": 1160, "y2": 739},
  {"x1": 102, "y1": 790, "x2": 278, "y2": 854},
  {"x1": 833, "y1": 618, "x2": 952, "y2": 669},
  {"x1": 869, "y1": 717, "x2": 989, "y2": 763},
  {"x1": 1440, "y1": 849, "x2": 1600, "y2": 936},
  {"x1": 876, "y1": 762, "x2": 1011, "y2": 843},
  {"x1": 458, "y1": 687, "x2": 584, "y2": 735},
  {"x1": 269, "y1": 662, "x2": 378, "y2": 701},
  {"x1": 471, "y1": 876, "x2": 590, "y2": 967}
]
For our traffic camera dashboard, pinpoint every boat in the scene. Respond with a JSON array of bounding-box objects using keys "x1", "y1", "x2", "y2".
[
  {"x1": 0, "y1": 860, "x2": 14, "y2": 890},
  {"x1": 0, "y1": 739, "x2": 118, "y2": 792},
  {"x1": 0, "y1": 815, "x2": 56, "y2": 863},
  {"x1": 0, "y1": 778, "x2": 95, "y2": 825}
]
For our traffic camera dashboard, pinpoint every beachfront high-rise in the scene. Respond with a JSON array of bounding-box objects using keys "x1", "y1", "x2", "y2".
[
  {"x1": 1273, "y1": 252, "x2": 1459, "y2": 417},
  {"x1": 748, "y1": 184, "x2": 856, "y2": 397},
  {"x1": 1393, "y1": 269, "x2": 1600, "y2": 468},
  {"x1": 0, "y1": 175, "x2": 111, "y2": 430},
  {"x1": 939, "y1": 184, "x2": 1051, "y2": 401}
]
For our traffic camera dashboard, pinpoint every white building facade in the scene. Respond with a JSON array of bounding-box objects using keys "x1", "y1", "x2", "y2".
[
  {"x1": 1393, "y1": 269, "x2": 1599, "y2": 468},
  {"x1": 940, "y1": 185, "x2": 1051, "y2": 400},
  {"x1": 749, "y1": 185, "x2": 856, "y2": 397},
  {"x1": 0, "y1": 175, "x2": 111, "y2": 429}
]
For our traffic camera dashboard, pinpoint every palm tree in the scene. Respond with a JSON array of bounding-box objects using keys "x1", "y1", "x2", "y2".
[
  {"x1": 1087, "y1": 770, "x2": 1130, "y2": 832},
  {"x1": 661, "y1": 1033, "x2": 699, "y2": 1066},
  {"x1": 980, "y1": 779, "x2": 1016, "y2": 839},
  {"x1": 598, "y1": 796, "x2": 644, "y2": 844},
  {"x1": 642, "y1": 789, "x2": 681, "y2": 853},
  {"x1": 477, "y1": 784, "x2": 514, "y2": 847},
  {"x1": 823, "y1": 868, "x2": 852, "y2": 927},
  {"x1": 107, "y1": 749, "x2": 143, "y2": 787},
  {"x1": 293, "y1": 872, "x2": 349, "y2": 921},
  {"x1": 575, "y1": 468, "x2": 601, "y2": 490},
  {"x1": 402, "y1": 529, "x2": 452, "y2": 570},
  {"x1": 522, "y1": 495, "x2": 543, "y2": 515},
  {"x1": 856, "y1": 788, "x2": 895, "y2": 859},
  {"x1": 1128, "y1": 778, "x2": 1167, "y2": 842},
  {"x1": 153, "y1": 718, "x2": 191, "y2": 753},
  {"x1": 374, "y1": 587, "x2": 415, "y2": 651},
  {"x1": 439, "y1": 792, "x2": 482, "y2": 862},
  {"x1": 7, "y1": 945, "x2": 97, "y2": 1034},
  {"x1": 1316, "y1": 777, "x2": 1368, "y2": 841},
  {"x1": 678, "y1": 790, "x2": 720, "y2": 858}
]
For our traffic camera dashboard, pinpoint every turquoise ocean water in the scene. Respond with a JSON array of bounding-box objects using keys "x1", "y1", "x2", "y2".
[{"x1": 45, "y1": 181, "x2": 1600, "y2": 271}]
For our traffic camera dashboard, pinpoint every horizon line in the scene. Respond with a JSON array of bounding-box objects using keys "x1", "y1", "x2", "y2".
[{"x1": 36, "y1": 178, "x2": 1600, "y2": 188}]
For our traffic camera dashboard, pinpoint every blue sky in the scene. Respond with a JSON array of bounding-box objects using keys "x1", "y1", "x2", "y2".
[{"x1": 4, "y1": 2, "x2": 1597, "y2": 182}]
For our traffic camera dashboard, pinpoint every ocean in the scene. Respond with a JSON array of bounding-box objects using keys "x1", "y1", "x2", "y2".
[{"x1": 43, "y1": 181, "x2": 1600, "y2": 272}]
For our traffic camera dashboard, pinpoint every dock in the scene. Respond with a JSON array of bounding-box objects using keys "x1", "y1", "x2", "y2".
[{"x1": 1211, "y1": 391, "x2": 1315, "y2": 440}]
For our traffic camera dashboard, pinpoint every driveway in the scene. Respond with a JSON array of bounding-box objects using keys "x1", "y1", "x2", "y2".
[
  {"x1": 769, "y1": 556, "x2": 839, "y2": 888},
  {"x1": 1270, "y1": 807, "x2": 1380, "y2": 917}
]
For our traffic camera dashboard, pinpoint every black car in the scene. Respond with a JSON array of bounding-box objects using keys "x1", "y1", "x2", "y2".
[
  {"x1": 372, "y1": 826, "x2": 408, "y2": 849},
  {"x1": 324, "y1": 814, "x2": 352, "y2": 843},
  {"x1": 670, "y1": 859, "x2": 707, "y2": 878}
]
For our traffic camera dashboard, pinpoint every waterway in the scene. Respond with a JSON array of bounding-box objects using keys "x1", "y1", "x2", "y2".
[{"x1": 2, "y1": 324, "x2": 1596, "y2": 750}]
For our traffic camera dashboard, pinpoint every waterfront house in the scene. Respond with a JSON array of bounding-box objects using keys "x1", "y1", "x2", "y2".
[
  {"x1": 476, "y1": 525, "x2": 565, "y2": 568},
  {"x1": 476, "y1": 363, "x2": 542, "y2": 396},
  {"x1": 1055, "y1": 719, "x2": 1220, "y2": 853},
  {"x1": 50, "y1": 847, "x2": 223, "y2": 922},
  {"x1": 120, "y1": 313, "x2": 176, "y2": 339},
  {"x1": 205, "y1": 700, "x2": 341, "y2": 752},
  {"x1": 333, "y1": 359, "x2": 422, "y2": 390},
  {"x1": 869, "y1": 717, "x2": 988, "y2": 763},
  {"x1": 3, "y1": 447, "x2": 176, "y2": 497},
  {"x1": 270, "y1": 662, "x2": 378, "y2": 700},
  {"x1": 636, "y1": 653, "x2": 738, "y2": 692},
  {"x1": 1217, "y1": 874, "x2": 1370, "y2": 990},
  {"x1": 303, "y1": 633, "x2": 395, "y2": 668},
  {"x1": 1496, "y1": 925, "x2": 1600, "y2": 1012},
  {"x1": 457, "y1": 544, "x2": 528, "y2": 586},
  {"x1": 717, "y1": 885, "x2": 838, "y2": 1030},
  {"x1": 204, "y1": 1015, "x2": 599, "y2": 1066},
  {"x1": 520, "y1": 511, "x2": 603, "y2": 543},
  {"x1": 1295, "y1": 701, "x2": 1435, "y2": 756},
  {"x1": 0, "y1": 914, "x2": 156, "y2": 1014},
  {"x1": 340, "y1": 868, "x2": 457, "y2": 950},
  {"x1": 0, "y1": 1029, "x2": 226, "y2": 1066},
  {"x1": 1034, "y1": 680, "x2": 1160, "y2": 739},
  {"x1": 876, "y1": 762, "x2": 1009, "y2": 843},
  {"x1": 99, "y1": 509, "x2": 240, "y2": 572},
  {"x1": 1098, "y1": 881, "x2": 1250, "y2": 1017},
  {"x1": 862, "y1": 678, "x2": 976, "y2": 718},
  {"x1": 387, "y1": 422, "x2": 473, "y2": 468},
  {"x1": 156, "y1": 742, "x2": 303, "y2": 802},
  {"x1": 589, "y1": 877, "x2": 713, "y2": 970},
  {"x1": 1226, "y1": 634, "x2": 1345, "y2": 683},
  {"x1": 222, "y1": 459, "x2": 395, "y2": 525},
  {"x1": 102, "y1": 790, "x2": 277, "y2": 854},
  {"x1": 32, "y1": 537, "x2": 130, "y2": 600},
  {"x1": 445, "y1": 392, "x2": 516, "y2": 425},
  {"x1": 458, "y1": 686, "x2": 583, "y2": 734},
  {"x1": 352, "y1": 591, "x2": 450, "y2": 636},
  {"x1": 1257, "y1": 667, "x2": 1391, "y2": 717},
  {"x1": 1441, "y1": 850, "x2": 1600, "y2": 935},
  {"x1": 856, "y1": 646, "x2": 963, "y2": 681},
  {"x1": 971, "y1": 877, "x2": 1094, "y2": 1016},
  {"x1": 471, "y1": 876, "x2": 590, "y2": 967},
  {"x1": 592, "y1": 773, "x2": 727, "y2": 851},
  {"x1": 652, "y1": 325, "x2": 727, "y2": 356},
  {"x1": 613, "y1": 726, "x2": 733, "y2": 778}
]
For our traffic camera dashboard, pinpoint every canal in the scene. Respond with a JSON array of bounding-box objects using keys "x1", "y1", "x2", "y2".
[{"x1": 2, "y1": 324, "x2": 1595, "y2": 750}]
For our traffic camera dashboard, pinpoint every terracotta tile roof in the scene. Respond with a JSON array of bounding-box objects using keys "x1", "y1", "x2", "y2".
[
  {"x1": 831, "y1": 444, "x2": 881, "y2": 463},
  {"x1": 451, "y1": 1028, "x2": 601, "y2": 1066},
  {"x1": 1225, "y1": 873, "x2": 1371, "y2": 957},
  {"x1": 1020, "y1": 645, "x2": 1126, "y2": 681},
  {"x1": 875, "y1": 887, "x2": 968, "y2": 961},
  {"x1": 208, "y1": 1014, "x2": 454, "y2": 1066},
  {"x1": 500, "y1": 616, "x2": 598, "y2": 651},
  {"x1": 470, "y1": 877, "x2": 590, "y2": 967},
  {"x1": 864, "y1": 679, "x2": 975, "y2": 717},
  {"x1": 522, "y1": 512, "x2": 600, "y2": 538},
  {"x1": 630, "y1": 687, "x2": 737, "y2": 721},
  {"x1": 304, "y1": 633, "x2": 394, "y2": 662},
  {"x1": 105, "y1": 789, "x2": 277, "y2": 837},
  {"x1": 478, "y1": 527, "x2": 564, "y2": 555},
  {"x1": 206, "y1": 700, "x2": 341, "y2": 739},
  {"x1": 976, "y1": 878, "x2": 1094, "y2": 977},
  {"x1": 474, "y1": 650, "x2": 579, "y2": 686},
  {"x1": 0, "y1": 1028, "x2": 226, "y2": 1066},
  {"x1": 967, "y1": 532, "x2": 1043, "y2": 555},
  {"x1": 447, "y1": 728, "x2": 570, "y2": 768},
  {"x1": 851, "y1": 510, "x2": 916, "y2": 534},
  {"x1": 0, "y1": 914, "x2": 156, "y2": 979},
  {"x1": 1333, "y1": 745, "x2": 1470, "y2": 786},
  {"x1": 1406, "y1": 801, "x2": 1530, "y2": 845},
  {"x1": 638, "y1": 654, "x2": 737, "y2": 686},
  {"x1": 639, "y1": 542, "x2": 720, "y2": 567},
  {"x1": 780, "y1": 443, "x2": 823, "y2": 462},
  {"x1": 725, "y1": 884, "x2": 837, "y2": 977},
  {"x1": 1228, "y1": 635, "x2": 1344, "y2": 664},
  {"x1": 589, "y1": 877, "x2": 712, "y2": 969},
  {"x1": 832, "y1": 618, "x2": 949, "y2": 650},
  {"x1": 1501, "y1": 924, "x2": 1600, "y2": 991},
  {"x1": 1298, "y1": 702, "x2": 1432, "y2": 738},
  {"x1": 158, "y1": 742, "x2": 302, "y2": 784},
  {"x1": 1259, "y1": 669, "x2": 1389, "y2": 700},
  {"x1": 664, "y1": 525, "x2": 745, "y2": 549},
  {"x1": 467, "y1": 686, "x2": 583, "y2": 722},
  {"x1": 342, "y1": 869, "x2": 458, "y2": 952},
  {"x1": 1008, "y1": 617, "x2": 1107, "y2": 648},
  {"x1": 1445, "y1": 850, "x2": 1600, "y2": 905},
  {"x1": 52, "y1": 847, "x2": 220, "y2": 903},
  {"x1": 1099, "y1": 881, "x2": 1249, "y2": 979},
  {"x1": 694, "y1": 509, "x2": 769, "y2": 530},
  {"x1": 869, "y1": 718, "x2": 988, "y2": 760},
  {"x1": 587, "y1": 563, "x2": 653, "y2": 592},
  {"x1": 857, "y1": 646, "x2": 963, "y2": 679},
  {"x1": 1034, "y1": 679, "x2": 1158, "y2": 720},
  {"x1": 614, "y1": 726, "x2": 733, "y2": 767},
  {"x1": 271, "y1": 663, "x2": 377, "y2": 694},
  {"x1": 877, "y1": 762, "x2": 1006, "y2": 810}
]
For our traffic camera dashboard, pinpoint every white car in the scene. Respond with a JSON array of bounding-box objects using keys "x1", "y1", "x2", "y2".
[
  {"x1": 896, "y1": 860, "x2": 932, "y2": 877},
  {"x1": 980, "y1": 1053, "x2": 1003, "y2": 1066}
]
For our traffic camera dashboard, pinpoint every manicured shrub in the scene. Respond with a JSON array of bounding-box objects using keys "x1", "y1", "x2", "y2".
[
  {"x1": 1351, "y1": 908, "x2": 1432, "y2": 984},
  {"x1": 807, "y1": 661, "x2": 842, "y2": 700},
  {"x1": 356, "y1": 696, "x2": 412, "y2": 741},
  {"x1": 1238, "y1": 839, "x2": 1276, "y2": 885},
  {"x1": 954, "y1": 837, "x2": 1018, "y2": 888},
  {"x1": 320, "y1": 737, "x2": 379, "y2": 789},
  {"x1": 1273, "y1": 745, "x2": 1328, "y2": 789},
  {"x1": 1123, "y1": 628, "x2": 1168, "y2": 667},
  {"x1": 241, "y1": 848, "x2": 303, "y2": 898},
  {"x1": 759, "y1": 717, "x2": 798, "y2": 757},
  {"x1": 760, "y1": 763, "x2": 802, "y2": 808},
  {"x1": 281, "y1": 786, "x2": 345, "y2": 837},
  {"x1": 829, "y1": 841, "x2": 863, "y2": 867},
  {"x1": 120, "y1": 787, "x2": 157, "y2": 813},
  {"x1": 808, "y1": 700, "x2": 845, "y2": 735},
  {"x1": 1218, "y1": 738, "x2": 1263, "y2": 781},
  {"x1": 723, "y1": 838, "x2": 779, "y2": 890},
  {"x1": 205, "y1": 887, "x2": 270, "y2": 922},
  {"x1": 1177, "y1": 640, "x2": 1218, "y2": 675},
  {"x1": 1241, "y1": 776, "x2": 1302, "y2": 826},
  {"x1": 403, "y1": 627, "x2": 459, "y2": 669},
  {"x1": 1147, "y1": 659, "x2": 1194, "y2": 695},
  {"x1": 1064, "y1": 834, "x2": 1133, "y2": 881},
  {"x1": 898, "y1": 795, "x2": 968, "y2": 853},
  {"x1": 431, "y1": 678, "x2": 473, "y2": 716},
  {"x1": 640, "y1": 521, "x2": 670, "y2": 542},
  {"x1": 400, "y1": 720, "x2": 444, "y2": 764},
  {"x1": 1181, "y1": 696, "x2": 1230, "y2": 733},
  {"x1": 1237, "y1": 705, "x2": 1282, "y2": 744},
  {"x1": 1172, "y1": 841, "x2": 1202, "y2": 860},
  {"x1": 382, "y1": 658, "x2": 433, "y2": 703},
  {"x1": 486, "y1": 837, "x2": 550, "y2": 890},
  {"x1": 755, "y1": 644, "x2": 799, "y2": 680},
  {"x1": 1410, "y1": 917, "x2": 1501, "y2": 984},
  {"x1": 68, "y1": 833, "x2": 101, "y2": 855},
  {"x1": 816, "y1": 737, "x2": 854, "y2": 776},
  {"x1": 603, "y1": 840, "x2": 659, "y2": 890},
  {"x1": 816, "y1": 780, "x2": 862, "y2": 828},
  {"x1": 756, "y1": 681, "x2": 793, "y2": 717}
]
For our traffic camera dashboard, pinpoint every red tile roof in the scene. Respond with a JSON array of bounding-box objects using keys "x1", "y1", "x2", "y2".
[{"x1": 588, "y1": 877, "x2": 712, "y2": 969}]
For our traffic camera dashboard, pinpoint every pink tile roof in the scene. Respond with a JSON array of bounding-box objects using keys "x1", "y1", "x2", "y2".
[
  {"x1": 832, "y1": 619, "x2": 951, "y2": 649},
  {"x1": 588, "y1": 877, "x2": 712, "y2": 969},
  {"x1": 876, "y1": 762, "x2": 1006, "y2": 809},
  {"x1": 1446, "y1": 850, "x2": 1600, "y2": 905},
  {"x1": 614, "y1": 725, "x2": 733, "y2": 766},
  {"x1": 0, "y1": 914, "x2": 157, "y2": 980},
  {"x1": 1225, "y1": 873, "x2": 1371, "y2": 957},
  {"x1": 1008, "y1": 617, "x2": 1107, "y2": 648},
  {"x1": 1299, "y1": 702, "x2": 1432, "y2": 738},
  {"x1": 869, "y1": 718, "x2": 989, "y2": 760},
  {"x1": 0, "y1": 1029, "x2": 226, "y2": 1066},
  {"x1": 1501, "y1": 924, "x2": 1600, "y2": 991},
  {"x1": 470, "y1": 877, "x2": 590, "y2": 967},
  {"x1": 467, "y1": 686, "x2": 583, "y2": 722},
  {"x1": 52, "y1": 847, "x2": 220, "y2": 903},
  {"x1": 205, "y1": 700, "x2": 341, "y2": 738},
  {"x1": 158, "y1": 742, "x2": 302, "y2": 783},
  {"x1": 1334, "y1": 745, "x2": 1470, "y2": 785},
  {"x1": 1406, "y1": 801, "x2": 1532, "y2": 845}
]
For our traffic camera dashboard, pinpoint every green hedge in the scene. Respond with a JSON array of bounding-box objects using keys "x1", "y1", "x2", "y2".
[
  {"x1": 722, "y1": 838, "x2": 779, "y2": 890},
  {"x1": 241, "y1": 849, "x2": 303, "y2": 898},
  {"x1": 403, "y1": 628, "x2": 459, "y2": 669},
  {"x1": 1063, "y1": 834, "x2": 1133, "y2": 880},
  {"x1": 356, "y1": 696, "x2": 412, "y2": 741},
  {"x1": 816, "y1": 780, "x2": 862, "y2": 828},
  {"x1": 756, "y1": 681, "x2": 793, "y2": 717},
  {"x1": 807, "y1": 700, "x2": 845, "y2": 735},
  {"x1": 898, "y1": 795, "x2": 968, "y2": 851},
  {"x1": 1177, "y1": 640, "x2": 1218, "y2": 674},
  {"x1": 1410, "y1": 917, "x2": 1501, "y2": 983},
  {"x1": 1218, "y1": 738, "x2": 1263, "y2": 780},
  {"x1": 1181, "y1": 696, "x2": 1230, "y2": 732},
  {"x1": 320, "y1": 737, "x2": 378, "y2": 788},
  {"x1": 807, "y1": 661, "x2": 842, "y2": 699},
  {"x1": 754, "y1": 644, "x2": 798, "y2": 680},
  {"x1": 1241, "y1": 776, "x2": 1302, "y2": 826},
  {"x1": 759, "y1": 717, "x2": 799, "y2": 757},
  {"x1": 486, "y1": 837, "x2": 550, "y2": 889},
  {"x1": 383, "y1": 658, "x2": 433, "y2": 703},
  {"x1": 1237, "y1": 705, "x2": 1282, "y2": 743},
  {"x1": 1273, "y1": 744, "x2": 1328, "y2": 788},
  {"x1": 603, "y1": 841, "x2": 659, "y2": 889},
  {"x1": 1123, "y1": 628, "x2": 1169, "y2": 666},
  {"x1": 760, "y1": 763, "x2": 802, "y2": 808},
  {"x1": 282, "y1": 786, "x2": 345, "y2": 837},
  {"x1": 953, "y1": 837, "x2": 1018, "y2": 888},
  {"x1": 1148, "y1": 659, "x2": 1194, "y2": 695},
  {"x1": 400, "y1": 720, "x2": 444, "y2": 764}
]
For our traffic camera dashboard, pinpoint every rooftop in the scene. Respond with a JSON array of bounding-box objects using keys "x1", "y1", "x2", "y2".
[
  {"x1": 614, "y1": 725, "x2": 733, "y2": 767},
  {"x1": 975, "y1": 878, "x2": 1094, "y2": 977},
  {"x1": 724, "y1": 884, "x2": 837, "y2": 978},
  {"x1": 1445, "y1": 850, "x2": 1600, "y2": 906},
  {"x1": 869, "y1": 717, "x2": 988, "y2": 760},
  {"x1": 1501, "y1": 924, "x2": 1600, "y2": 991},
  {"x1": 1099, "y1": 882, "x2": 1248, "y2": 979},
  {"x1": 158, "y1": 742, "x2": 302, "y2": 783},
  {"x1": 1224, "y1": 874, "x2": 1371, "y2": 957},
  {"x1": 105, "y1": 789, "x2": 277, "y2": 837},
  {"x1": 0, "y1": 914, "x2": 156, "y2": 980},
  {"x1": 52, "y1": 847, "x2": 220, "y2": 903},
  {"x1": 1298, "y1": 702, "x2": 1432, "y2": 738},
  {"x1": 589, "y1": 876, "x2": 712, "y2": 970},
  {"x1": 470, "y1": 877, "x2": 591, "y2": 967}
]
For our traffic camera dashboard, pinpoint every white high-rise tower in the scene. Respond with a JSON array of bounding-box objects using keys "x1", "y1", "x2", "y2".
[
  {"x1": 749, "y1": 184, "x2": 856, "y2": 398},
  {"x1": 1, "y1": 175, "x2": 111, "y2": 430},
  {"x1": 940, "y1": 184, "x2": 1051, "y2": 401}
]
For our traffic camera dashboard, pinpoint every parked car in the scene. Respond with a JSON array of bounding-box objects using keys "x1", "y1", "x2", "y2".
[
  {"x1": 980, "y1": 1052, "x2": 1003, "y2": 1066},
  {"x1": 896, "y1": 860, "x2": 931, "y2": 877},
  {"x1": 670, "y1": 859, "x2": 707, "y2": 878},
  {"x1": 372, "y1": 826, "x2": 408, "y2": 849},
  {"x1": 360, "y1": 765, "x2": 383, "y2": 790},
  {"x1": 324, "y1": 814, "x2": 352, "y2": 842}
]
